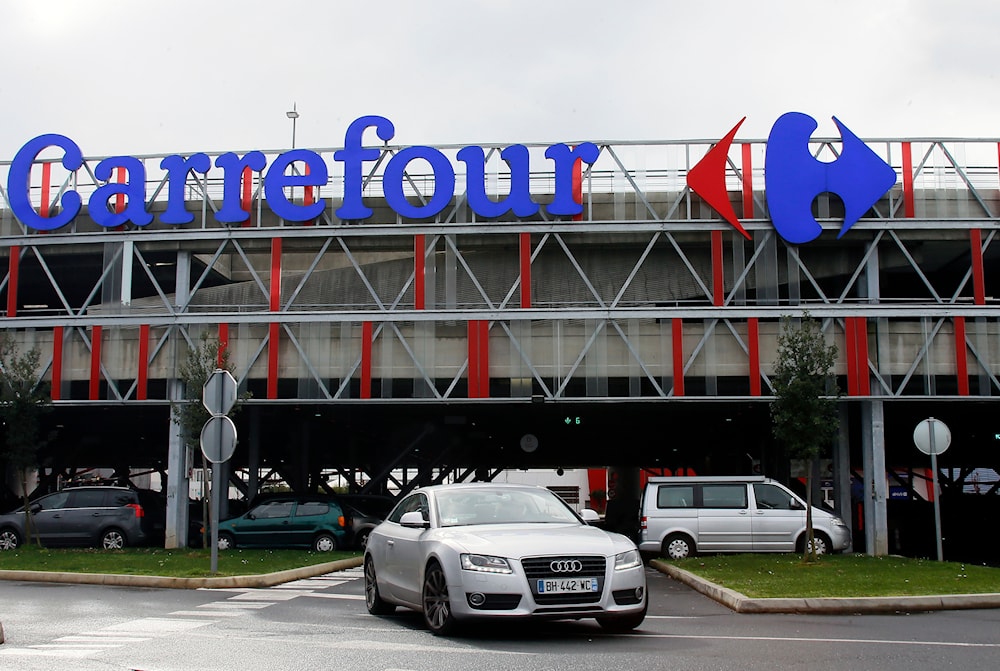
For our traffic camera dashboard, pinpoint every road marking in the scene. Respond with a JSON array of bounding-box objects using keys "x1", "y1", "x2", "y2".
[
  {"x1": 303, "y1": 592, "x2": 366, "y2": 601},
  {"x1": 170, "y1": 610, "x2": 248, "y2": 617},
  {"x1": 630, "y1": 633, "x2": 1000, "y2": 648},
  {"x1": 198, "y1": 601, "x2": 273, "y2": 609},
  {"x1": 59, "y1": 635, "x2": 150, "y2": 643},
  {"x1": 227, "y1": 589, "x2": 313, "y2": 601},
  {"x1": 103, "y1": 618, "x2": 213, "y2": 633},
  {"x1": 315, "y1": 640, "x2": 532, "y2": 655}
]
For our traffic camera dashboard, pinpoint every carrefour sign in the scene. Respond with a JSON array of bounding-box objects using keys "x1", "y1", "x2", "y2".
[{"x1": 6, "y1": 112, "x2": 896, "y2": 244}]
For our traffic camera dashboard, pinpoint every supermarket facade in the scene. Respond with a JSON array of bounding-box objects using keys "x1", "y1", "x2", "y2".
[{"x1": 2, "y1": 112, "x2": 999, "y2": 554}]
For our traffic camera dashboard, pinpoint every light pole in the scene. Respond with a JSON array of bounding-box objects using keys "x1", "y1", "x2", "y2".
[{"x1": 286, "y1": 103, "x2": 299, "y2": 149}]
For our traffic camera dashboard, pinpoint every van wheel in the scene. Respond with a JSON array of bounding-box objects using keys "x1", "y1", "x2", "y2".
[
  {"x1": 798, "y1": 531, "x2": 831, "y2": 556},
  {"x1": 662, "y1": 533, "x2": 695, "y2": 560}
]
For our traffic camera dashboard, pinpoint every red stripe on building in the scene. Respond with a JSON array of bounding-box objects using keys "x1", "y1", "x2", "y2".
[
  {"x1": 303, "y1": 163, "x2": 315, "y2": 226},
  {"x1": 89, "y1": 325, "x2": 102, "y2": 400},
  {"x1": 748, "y1": 317, "x2": 761, "y2": 396},
  {"x1": 468, "y1": 321, "x2": 480, "y2": 398},
  {"x1": 267, "y1": 238, "x2": 282, "y2": 399},
  {"x1": 672, "y1": 318, "x2": 684, "y2": 396},
  {"x1": 856, "y1": 317, "x2": 870, "y2": 396},
  {"x1": 414, "y1": 234, "x2": 425, "y2": 310},
  {"x1": 845, "y1": 317, "x2": 859, "y2": 396},
  {"x1": 360, "y1": 321, "x2": 373, "y2": 399},
  {"x1": 971, "y1": 229, "x2": 986, "y2": 305},
  {"x1": 218, "y1": 323, "x2": 229, "y2": 367},
  {"x1": 711, "y1": 230, "x2": 724, "y2": 307},
  {"x1": 741, "y1": 143, "x2": 754, "y2": 219},
  {"x1": 6, "y1": 245, "x2": 19, "y2": 317},
  {"x1": 520, "y1": 233, "x2": 532, "y2": 308},
  {"x1": 51, "y1": 325, "x2": 63, "y2": 401},
  {"x1": 40, "y1": 162, "x2": 51, "y2": 218},
  {"x1": 954, "y1": 316, "x2": 969, "y2": 396},
  {"x1": 902, "y1": 142, "x2": 915, "y2": 218},
  {"x1": 137, "y1": 324, "x2": 150, "y2": 401},
  {"x1": 241, "y1": 166, "x2": 253, "y2": 227},
  {"x1": 572, "y1": 156, "x2": 583, "y2": 222},
  {"x1": 479, "y1": 320, "x2": 489, "y2": 398}
]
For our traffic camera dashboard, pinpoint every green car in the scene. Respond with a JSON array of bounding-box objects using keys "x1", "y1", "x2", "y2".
[{"x1": 216, "y1": 497, "x2": 348, "y2": 552}]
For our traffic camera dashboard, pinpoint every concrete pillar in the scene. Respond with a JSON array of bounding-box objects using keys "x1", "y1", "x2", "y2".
[
  {"x1": 165, "y1": 251, "x2": 192, "y2": 549},
  {"x1": 833, "y1": 404, "x2": 853, "y2": 550},
  {"x1": 861, "y1": 399, "x2": 889, "y2": 555}
]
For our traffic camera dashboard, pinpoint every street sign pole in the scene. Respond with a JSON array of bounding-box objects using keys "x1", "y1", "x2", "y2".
[
  {"x1": 211, "y1": 463, "x2": 221, "y2": 574},
  {"x1": 201, "y1": 369, "x2": 239, "y2": 575},
  {"x1": 930, "y1": 430, "x2": 943, "y2": 562},
  {"x1": 913, "y1": 417, "x2": 951, "y2": 562}
]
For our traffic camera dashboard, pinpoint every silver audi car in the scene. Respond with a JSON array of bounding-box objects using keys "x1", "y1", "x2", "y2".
[{"x1": 363, "y1": 483, "x2": 647, "y2": 636}]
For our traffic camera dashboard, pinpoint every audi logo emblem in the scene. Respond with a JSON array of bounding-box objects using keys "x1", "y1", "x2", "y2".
[{"x1": 549, "y1": 560, "x2": 583, "y2": 573}]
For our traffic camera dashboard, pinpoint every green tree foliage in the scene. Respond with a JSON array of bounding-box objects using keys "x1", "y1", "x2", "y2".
[
  {"x1": 770, "y1": 313, "x2": 840, "y2": 562},
  {"x1": 170, "y1": 333, "x2": 243, "y2": 450},
  {"x1": 0, "y1": 334, "x2": 51, "y2": 545}
]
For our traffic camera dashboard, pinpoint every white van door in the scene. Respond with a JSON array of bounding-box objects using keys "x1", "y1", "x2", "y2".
[
  {"x1": 696, "y1": 483, "x2": 752, "y2": 552},
  {"x1": 750, "y1": 482, "x2": 804, "y2": 552}
]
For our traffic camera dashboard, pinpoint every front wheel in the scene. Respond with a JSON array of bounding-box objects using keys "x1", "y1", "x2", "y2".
[
  {"x1": 798, "y1": 531, "x2": 832, "y2": 556},
  {"x1": 313, "y1": 533, "x2": 337, "y2": 552},
  {"x1": 0, "y1": 528, "x2": 21, "y2": 550},
  {"x1": 364, "y1": 556, "x2": 395, "y2": 615},
  {"x1": 100, "y1": 528, "x2": 126, "y2": 550},
  {"x1": 422, "y1": 560, "x2": 459, "y2": 636}
]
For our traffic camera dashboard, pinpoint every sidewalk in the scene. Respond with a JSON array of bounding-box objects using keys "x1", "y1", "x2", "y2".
[{"x1": 652, "y1": 559, "x2": 1000, "y2": 613}]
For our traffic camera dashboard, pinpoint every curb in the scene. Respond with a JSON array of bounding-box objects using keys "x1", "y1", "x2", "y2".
[
  {"x1": 651, "y1": 560, "x2": 1000, "y2": 613},
  {"x1": 0, "y1": 556, "x2": 364, "y2": 590}
]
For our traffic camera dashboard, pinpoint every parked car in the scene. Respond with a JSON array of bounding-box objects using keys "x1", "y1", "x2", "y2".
[
  {"x1": 216, "y1": 496, "x2": 348, "y2": 552},
  {"x1": 338, "y1": 494, "x2": 394, "y2": 549},
  {"x1": 0, "y1": 486, "x2": 160, "y2": 550},
  {"x1": 638, "y1": 475, "x2": 852, "y2": 559},
  {"x1": 364, "y1": 483, "x2": 647, "y2": 636}
]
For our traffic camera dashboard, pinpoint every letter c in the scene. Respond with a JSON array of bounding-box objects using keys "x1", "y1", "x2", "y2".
[{"x1": 8, "y1": 134, "x2": 83, "y2": 231}]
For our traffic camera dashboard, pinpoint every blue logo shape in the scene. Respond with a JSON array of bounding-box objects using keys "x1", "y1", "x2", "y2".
[{"x1": 765, "y1": 112, "x2": 897, "y2": 244}]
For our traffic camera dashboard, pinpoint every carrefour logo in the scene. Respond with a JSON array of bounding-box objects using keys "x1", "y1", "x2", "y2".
[{"x1": 688, "y1": 112, "x2": 898, "y2": 244}]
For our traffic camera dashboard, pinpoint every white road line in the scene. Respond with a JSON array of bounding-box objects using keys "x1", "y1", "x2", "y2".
[
  {"x1": 302, "y1": 592, "x2": 366, "y2": 601},
  {"x1": 103, "y1": 618, "x2": 213, "y2": 633},
  {"x1": 227, "y1": 590, "x2": 313, "y2": 601},
  {"x1": 63, "y1": 634, "x2": 152, "y2": 642},
  {"x1": 0, "y1": 648, "x2": 102, "y2": 658},
  {"x1": 630, "y1": 633, "x2": 1000, "y2": 648},
  {"x1": 329, "y1": 640, "x2": 531, "y2": 655},
  {"x1": 200, "y1": 601, "x2": 273, "y2": 609},
  {"x1": 170, "y1": 610, "x2": 247, "y2": 617}
]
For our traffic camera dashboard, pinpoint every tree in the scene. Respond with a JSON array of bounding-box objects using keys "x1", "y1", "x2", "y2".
[
  {"x1": 0, "y1": 334, "x2": 51, "y2": 546},
  {"x1": 770, "y1": 313, "x2": 840, "y2": 562}
]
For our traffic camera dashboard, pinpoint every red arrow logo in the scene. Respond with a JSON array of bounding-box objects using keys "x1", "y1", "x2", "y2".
[{"x1": 686, "y1": 117, "x2": 750, "y2": 240}]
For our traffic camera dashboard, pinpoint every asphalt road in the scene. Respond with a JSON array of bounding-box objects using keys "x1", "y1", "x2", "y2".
[{"x1": 1, "y1": 565, "x2": 999, "y2": 671}]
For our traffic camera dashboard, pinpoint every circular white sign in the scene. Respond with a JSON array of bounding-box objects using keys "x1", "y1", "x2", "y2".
[
  {"x1": 913, "y1": 417, "x2": 951, "y2": 456},
  {"x1": 520, "y1": 433, "x2": 539, "y2": 453}
]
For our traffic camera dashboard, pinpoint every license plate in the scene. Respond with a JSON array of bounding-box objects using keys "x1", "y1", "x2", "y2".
[{"x1": 536, "y1": 578, "x2": 599, "y2": 594}]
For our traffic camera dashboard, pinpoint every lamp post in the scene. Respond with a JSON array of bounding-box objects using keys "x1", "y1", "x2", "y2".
[{"x1": 286, "y1": 103, "x2": 299, "y2": 149}]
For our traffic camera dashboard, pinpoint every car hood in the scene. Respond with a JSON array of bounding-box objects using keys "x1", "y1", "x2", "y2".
[{"x1": 431, "y1": 523, "x2": 632, "y2": 558}]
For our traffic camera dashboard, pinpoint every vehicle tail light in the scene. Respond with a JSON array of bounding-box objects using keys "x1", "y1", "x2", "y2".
[
  {"x1": 127, "y1": 503, "x2": 145, "y2": 518},
  {"x1": 639, "y1": 516, "x2": 647, "y2": 531},
  {"x1": 338, "y1": 515, "x2": 346, "y2": 528}
]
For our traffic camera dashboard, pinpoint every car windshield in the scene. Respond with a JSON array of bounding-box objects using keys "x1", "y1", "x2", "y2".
[{"x1": 435, "y1": 488, "x2": 580, "y2": 527}]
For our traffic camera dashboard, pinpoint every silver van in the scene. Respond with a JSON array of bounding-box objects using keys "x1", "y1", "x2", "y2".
[{"x1": 638, "y1": 476, "x2": 851, "y2": 559}]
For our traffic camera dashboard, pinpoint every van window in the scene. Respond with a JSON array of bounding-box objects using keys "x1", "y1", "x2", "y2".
[
  {"x1": 701, "y1": 484, "x2": 747, "y2": 509},
  {"x1": 295, "y1": 501, "x2": 330, "y2": 517},
  {"x1": 67, "y1": 489, "x2": 110, "y2": 508},
  {"x1": 753, "y1": 483, "x2": 796, "y2": 510},
  {"x1": 656, "y1": 485, "x2": 694, "y2": 508}
]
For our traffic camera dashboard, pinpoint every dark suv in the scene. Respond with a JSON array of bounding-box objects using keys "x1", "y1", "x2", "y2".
[{"x1": 0, "y1": 486, "x2": 159, "y2": 550}]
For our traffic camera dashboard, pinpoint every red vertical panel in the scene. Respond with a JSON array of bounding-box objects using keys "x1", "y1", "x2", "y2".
[
  {"x1": 303, "y1": 163, "x2": 315, "y2": 226},
  {"x1": 89, "y1": 325, "x2": 102, "y2": 401},
  {"x1": 845, "y1": 317, "x2": 859, "y2": 396},
  {"x1": 748, "y1": 317, "x2": 761, "y2": 396},
  {"x1": 467, "y1": 321, "x2": 479, "y2": 398},
  {"x1": 741, "y1": 143, "x2": 754, "y2": 219},
  {"x1": 241, "y1": 166, "x2": 253, "y2": 227},
  {"x1": 856, "y1": 317, "x2": 870, "y2": 396},
  {"x1": 360, "y1": 321, "x2": 373, "y2": 399},
  {"x1": 114, "y1": 167, "x2": 126, "y2": 232},
  {"x1": 479, "y1": 320, "x2": 490, "y2": 399},
  {"x1": 572, "y1": 156, "x2": 583, "y2": 222},
  {"x1": 902, "y1": 142, "x2": 915, "y2": 218},
  {"x1": 971, "y1": 229, "x2": 986, "y2": 305},
  {"x1": 671, "y1": 318, "x2": 684, "y2": 397},
  {"x1": 137, "y1": 323, "x2": 150, "y2": 401},
  {"x1": 218, "y1": 323, "x2": 229, "y2": 367},
  {"x1": 711, "y1": 230, "x2": 724, "y2": 307},
  {"x1": 267, "y1": 238, "x2": 282, "y2": 399},
  {"x1": 520, "y1": 233, "x2": 532, "y2": 308},
  {"x1": 955, "y1": 316, "x2": 969, "y2": 396},
  {"x1": 6, "y1": 245, "x2": 19, "y2": 317},
  {"x1": 40, "y1": 162, "x2": 51, "y2": 218},
  {"x1": 414, "y1": 234, "x2": 425, "y2": 310},
  {"x1": 51, "y1": 325, "x2": 63, "y2": 401}
]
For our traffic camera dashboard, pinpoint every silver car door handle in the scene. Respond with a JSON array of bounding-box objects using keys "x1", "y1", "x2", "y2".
[{"x1": 387, "y1": 539, "x2": 394, "y2": 546}]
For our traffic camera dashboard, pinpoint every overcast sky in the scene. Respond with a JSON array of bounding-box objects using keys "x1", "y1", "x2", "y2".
[{"x1": 2, "y1": 0, "x2": 999, "y2": 159}]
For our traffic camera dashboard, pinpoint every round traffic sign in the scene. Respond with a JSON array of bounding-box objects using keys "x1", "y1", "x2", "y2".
[
  {"x1": 913, "y1": 417, "x2": 951, "y2": 456},
  {"x1": 200, "y1": 415, "x2": 237, "y2": 463}
]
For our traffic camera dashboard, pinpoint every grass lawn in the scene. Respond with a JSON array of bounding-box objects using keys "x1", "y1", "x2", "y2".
[
  {"x1": 666, "y1": 553, "x2": 1000, "y2": 599},
  {"x1": 0, "y1": 545, "x2": 361, "y2": 578}
]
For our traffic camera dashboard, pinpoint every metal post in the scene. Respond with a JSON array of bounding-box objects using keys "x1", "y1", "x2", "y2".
[
  {"x1": 211, "y1": 464, "x2": 220, "y2": 574},
  {"x1": 930, "y1": 424, "x2": 943, "y2": 561}
]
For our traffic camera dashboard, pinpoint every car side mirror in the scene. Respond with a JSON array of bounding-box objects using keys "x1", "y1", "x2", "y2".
[
  {"x1": 790, "y1": 498, "x2": 805, "y2": 510},
  {"x1": 580, "y1": 508, "x2": 601, "y2": 523},
  {"x1": 29, "y1": 503, "x2": 42, "y2": 514},
  {"x1": 247, "y1": 513, "x2": 256, "y2": 520},
  {"x1": 400, "y1": 511, "x2": 429, "y2": 528}
]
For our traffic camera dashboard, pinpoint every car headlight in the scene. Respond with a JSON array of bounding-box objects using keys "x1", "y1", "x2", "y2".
[
  {"x1": 461, "y1": 553, "x2": 513, "y2": 574},
  {"x1": 614, "y1": 549, "x2": 642, "y2": 571}
]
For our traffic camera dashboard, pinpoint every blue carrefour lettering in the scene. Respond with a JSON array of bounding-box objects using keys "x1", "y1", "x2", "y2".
[
  {"x1": 458, "y1": 145, "x2": 539, "y2": 218},
  {"x1": 383, "y1": 146, "x2": 455, "y2": 219},
  {"x1": 159, "y1": 154, "x2": 211, "y2": 225},
  {"x1": 265, "y1": 149, "x2": 328, "y2": 222},
  {"x1": 215, "y1": 151, "x2": 267, "y2": 224},
  {"x1": 765, "y1": 112, "x2": 897, "y2": 244},
  {"x1": 335, "y1": 115, "x2": 396, "y2": 221},
  {"x1": 8, "y1": 134, "x2": 83, "y2": 231},
  {"x1": 544, "y1": 143, "x2": 600, "y2": 216}
]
